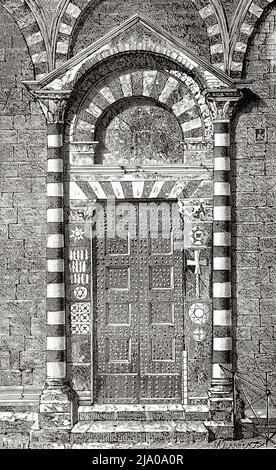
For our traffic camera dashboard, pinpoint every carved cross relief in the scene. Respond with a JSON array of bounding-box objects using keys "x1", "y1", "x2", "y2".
[{"x1": 187, "y1": 249, "x2": 208, "y2": 299}]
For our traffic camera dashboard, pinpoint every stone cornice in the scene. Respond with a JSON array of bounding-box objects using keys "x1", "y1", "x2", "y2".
[{"x1": 205, "y1": 88, "x2": 242, "y2": 101}]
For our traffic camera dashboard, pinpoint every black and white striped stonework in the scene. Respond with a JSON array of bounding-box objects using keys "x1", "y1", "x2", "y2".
[
  {"x1": 212, "y1": 120, "x2": 232, "y2": 391},
  {"x1": 46, "y1": 123, "x2": 66, "y2": 382},
  {"x1": 231, "y1": 0, "x2": 274, "y2": 77}
]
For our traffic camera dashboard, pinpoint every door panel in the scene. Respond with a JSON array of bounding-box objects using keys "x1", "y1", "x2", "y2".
[
  {"x1": 93, "y1": 201, "x2": 184, "y2": 403},
  {"x1": 139, "y1": 202, "x2": 184, "y2": 402},
  {"x1": 94, "y1": 205, "x2": 140, "y2": 403}
]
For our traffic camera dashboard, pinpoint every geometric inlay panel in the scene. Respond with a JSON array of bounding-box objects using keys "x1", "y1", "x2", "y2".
[
  {"x1": 151, "y1": 337, "x2": 175, "y2": 362},
  {"x1": 193, "y1": 327, "x2": 206, "y2": 342},
  {"x1": 150, "y1": 302, "x2": 174, "y2": 324},
  {"x1": 150, "y1": 266, "x2": 173, "y2": 289},
  {"x1": 107, "y1": 303, "x2": 131, "y2": 325},
  {"x1": 107, "y1": 267, "x2": 130, "y2": 289},
  {"x1": 106, "y1": 338, "x2": 131, "y2": 363},
  {"x1": 189, "y1": 303, "x2": 210, "y2": 325},
  {"x1": 70, "y1": 303, "x2": 90, "y2": 334},
  {"x1": 73, "y1": 285, "x2": 88, "y2": 300}
]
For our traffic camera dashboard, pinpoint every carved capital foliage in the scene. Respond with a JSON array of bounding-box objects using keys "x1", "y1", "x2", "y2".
[
  {"x1": 37, "y1": 95, "x2": 70, "y2": 124},
  {"x1": 34, "y1": 91, "x2": 71, "y2": 124},
  {"x1": 67, "y1": 202, "x2": 97, "y2": 222},
  {"x1": 205, "y1": 90, "x2": 243, "y2": 121},
  {"x1": 209, "y1": 100, "x2": 233, "y2": 120},
  {"x1": 39, "y1": 98, "x2": 67, "y2": 124}
]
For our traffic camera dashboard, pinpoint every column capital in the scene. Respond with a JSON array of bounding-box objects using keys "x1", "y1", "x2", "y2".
[
  {"x1": 205, "y1": 89, "x2": 243, "y2": 121},
  {"x1": 34, "y1": 91, "x2": 71, "y2": 124}
]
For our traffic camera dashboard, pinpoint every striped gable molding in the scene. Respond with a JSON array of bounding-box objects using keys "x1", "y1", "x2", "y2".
[
  {"x1": 43, "y1": 17, "x2": 232, "y2": 118},
  {"x1": 191, "y1": 0, "x2": 224, "y2": 69},
  {"x1": 55, "y1": 0, "x2": 220, "y2": 67},
  {"x1": 56, "y1": 2, "x2": 81, "y2": 65},
  {"x1": 230, "y1": 0, "x2": 274, "y2": 77},
  {"x1": 0, "y1": 0, "x2": 48, "y2": 78}
]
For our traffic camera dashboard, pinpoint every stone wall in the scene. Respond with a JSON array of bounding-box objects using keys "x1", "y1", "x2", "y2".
[
  {"x1": 0, "y1": 6, "x2": 47, "y2": 391},
  {"x1": 233, "y1": 4, "x2": 276, "y2": 402},
  {"x1": 69, "y1": 0, "x2": 211, "y2": 59}
]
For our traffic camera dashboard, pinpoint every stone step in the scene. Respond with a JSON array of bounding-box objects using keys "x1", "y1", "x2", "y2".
[
  {"x1": 245, "y1": 408, "x2": 276, "y2": 423},
  {"x1": 189, "y1": 397, "x2": 208, "y2": 406},
  {"x1": 240, "y1": 409, "x2": 276, "y2": 437},
  {"x1": 240, "y1": 418, "x2": 276, "y2": 440},
  {"x1": 78, "y1": 404, "x2": 210, "y2": 421},
  {"x1": 71, "y1": 420, "x2": 209, "y2": 445},
  {"x1": 204, "y1": 420, "x2": 234, "y2": 440},
  {"x1": 0, "y1": 411, "x2": 38, "y2": 433}
]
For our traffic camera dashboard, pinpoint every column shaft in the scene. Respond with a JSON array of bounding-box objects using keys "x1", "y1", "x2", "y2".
[
  {"x1": 212, "y1": 120, "x2": 232, "y2": 393},
  {"x1": 46, "y1": 123, "x2": 66, "y2": 382}
]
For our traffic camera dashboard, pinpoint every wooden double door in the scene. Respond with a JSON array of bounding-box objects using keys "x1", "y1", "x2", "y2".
[{"x1": 92, "y1": 200, "x2": 185, "y2": 403}]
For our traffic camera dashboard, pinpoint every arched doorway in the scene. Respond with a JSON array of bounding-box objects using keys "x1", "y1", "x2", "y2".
[{"x1": 66, "y1": 54, "x2": 213, "y2": 404}]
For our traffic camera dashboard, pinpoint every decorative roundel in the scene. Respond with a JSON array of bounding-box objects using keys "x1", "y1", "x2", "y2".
[
  {"x1": 189, "y1": 226, "x2": 207, "y2": 246},
  {"x1": 193, "y1": 328, "x2": 206, "y2": 342},
  {"x1": 70, "y1": 226, "x2": 84, "y2": 242},
  {"x1": 73, "y1": 286, "x2": 88, "y2": 300},
  {"x1": 189, "y1": 303, "x2": 210, "y2": 325}
]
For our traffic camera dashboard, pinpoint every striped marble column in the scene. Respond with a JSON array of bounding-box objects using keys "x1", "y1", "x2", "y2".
[
  {"x1": 35, "y1": 93, "x2": 71, "y2": 389},
  {"x1": 36, "y1": 93, "x2": 75, "y2": 430},
  {"x1": 206, "y1": 91, "x2": 242, "y2": 400},
  {"x1": 46, "y1": 121, "x2": 66, "y2": 384},
  {"x1": 212, "y1": 118, "x2": 232, "y2": 394}
]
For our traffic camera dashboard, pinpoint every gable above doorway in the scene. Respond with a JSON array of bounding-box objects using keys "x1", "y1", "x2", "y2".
[{"x1": 23, "y1": 14, "x2": 238, "y2": 95}]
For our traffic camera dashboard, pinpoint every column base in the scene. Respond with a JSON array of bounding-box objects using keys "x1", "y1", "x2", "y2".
[
  {"x1": 209, "y1": 379, "x2": 233, "y2": 398},
  {"x1": 37, "y1": 380, "x2": 77, "y2": 431},
  {"x1": 207, "y1": 381, "x2": 234, "y2": 440}
]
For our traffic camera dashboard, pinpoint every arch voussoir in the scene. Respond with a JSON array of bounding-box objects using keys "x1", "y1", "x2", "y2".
[
  {"x1": 230, "y1": 0, "x2": 274, "y2": 77},
  {"x1": 0, "y1": 0, "x2": 48, "y2": 78}
]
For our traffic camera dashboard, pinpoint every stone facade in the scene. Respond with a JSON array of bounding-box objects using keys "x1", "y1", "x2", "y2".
[
  {"x1": 0, "y1": 7, "x2": 47, "y2": 393},
  {"x1": 0, "y1": 0, "x2": 275, "y2": 448},
  {"x1": 233, "y1": 3, "x2": 276, "y2": 405}
]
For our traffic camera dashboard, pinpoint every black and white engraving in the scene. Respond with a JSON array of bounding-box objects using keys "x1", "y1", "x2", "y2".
[{"x1": 0, "y1": 0, "x2": 276, "y2": 451}]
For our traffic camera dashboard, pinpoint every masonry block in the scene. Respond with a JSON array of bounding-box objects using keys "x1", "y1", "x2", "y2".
[
  {"x1": 235, "y1": 223, "x2": 264, "y2": 237},
  {"x1": 233, "y1": 298, "x2": 260, "y2": 315},
  {"x1": 0, "y1": 370, "x2": 21, "y2": 386},
  {"x1": 0, "y1": 163, "x2": 18, "y2": 177},
  {"x1": 236, "y1": 252, "x2": 259, "y2": 267},
  {"x1": 0, "y1": 178, "x2": 33, "y2": 193},
  {"x1": 17, "y1": 207, "x2": 45, "y2": 224},
  {"x1": 0, "y1": 351, "x2": 10, "y2": 369},
  {"x1": 29, "y1": 430, "x2": 70, "y2": 449},
  {"x1": 235, "y1": 339, "x2": 259, "y2": 355},
  {"x1": 9, "y1": 224, "x2": 44, "y2": 239},
  {"x1": 19, "y1": 351, "x2": 45, "y2": 369},
  {"x1": 235, "y1": 237, "x2": 259, "y2": 251},
  {"x1": 0, "y1": 207, "x2": 17, "y2": 223},
  {"x1": 31, "y1": 177, "x2": 46, "y2": 193}
]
